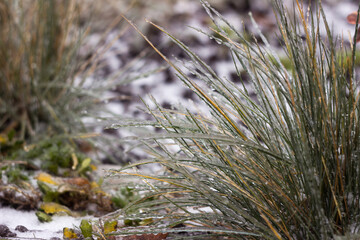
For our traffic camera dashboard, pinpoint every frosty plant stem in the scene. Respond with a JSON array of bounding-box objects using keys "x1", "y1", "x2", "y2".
[{"x1": 106, "y1": 0, "x2": 360, "y2": 239}]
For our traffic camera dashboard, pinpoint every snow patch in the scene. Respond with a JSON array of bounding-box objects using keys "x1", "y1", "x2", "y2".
[{"x1": 0, "y1": 207, "x2": 89, "y2": 239}]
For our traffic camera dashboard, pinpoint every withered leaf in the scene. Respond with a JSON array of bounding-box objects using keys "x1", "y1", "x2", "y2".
[
  {"x1": 347, "y1": 12, "x2": 359, "y2": 24},
  {"x1": 123, "y1": 233, "x2": 168, "y2": 240}
]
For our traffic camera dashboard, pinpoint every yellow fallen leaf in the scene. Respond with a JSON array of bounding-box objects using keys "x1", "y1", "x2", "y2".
[
  {"x1": 104, "y1": 220, "x2": 117, "y2": 234},
  {"x1": 90, "y1": 181, "x2": 108, "y2": 195},
  {"x1": 90, "y1": 164, "x2": 97, "y2": 171},
  {"x1": 0, "y1": 134, "x2": 7, "y2": 144},
  {"x1": 90, "y1": 181, "x2": 99, "y2": 188},
  {"x1": 40, "y1": 202, "x2": 72, "y2": 215},
  {"x1": 36, "y1": 172, "x2": 58, "y2": 185},
  {"x1": 63, "y1": 227, "x2": 78, "y2": 239}
]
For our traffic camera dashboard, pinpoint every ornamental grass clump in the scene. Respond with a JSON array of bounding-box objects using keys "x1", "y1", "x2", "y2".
[
  {"x1": 0, "y1": 0, "x2": 142, "y2": 214},
  {"x1": 0, "y1": 0, "x2": 95, "y2": 141},
  {"x1": 106, "y1": 0, "x2": 360, "y2": 239},
  {"x1": 0, "y1": 0, "x2": 130, "y2": 157}
]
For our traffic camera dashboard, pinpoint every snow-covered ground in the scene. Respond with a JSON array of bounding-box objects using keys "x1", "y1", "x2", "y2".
[{"x1": 0, "y1": 207, "x2": 86, "y2": 239}]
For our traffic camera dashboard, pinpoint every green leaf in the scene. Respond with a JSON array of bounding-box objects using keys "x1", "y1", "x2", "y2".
[
  {"x1": 78, "y1": 157, "x2": 91, "y2": 173},
  {"x1": 80, "y1": 219, "x2": 93, "y2": 239},
  {"x1": 36, "y1": 211, "x2": 52, "y2": 223}
]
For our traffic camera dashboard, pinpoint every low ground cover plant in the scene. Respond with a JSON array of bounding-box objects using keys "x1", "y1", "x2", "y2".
[{"x1": 103, "y1": 0, "x2": 360, "y2": 239}]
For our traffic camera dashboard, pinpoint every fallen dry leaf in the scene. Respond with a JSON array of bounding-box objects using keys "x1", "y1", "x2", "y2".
[
  {"x1": 347, "y1": 11, "x2": 359, "y2": 24},
  {"x1": 104, "y1": 220, "x2": 118, "y2": 234},
  {"x1": 346, "y1": 11, "x2": 360, "y2": 43},
  {"x1": 65, "y1": 177, "x2": 90, "y2": 187},
  {"x1": 123, "y1": 233, "x2": 168, "y2": 240},
  {"x1": 63, "y1": 227, "x2": 79, "y2": 239}
]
